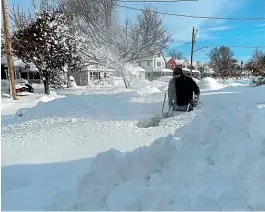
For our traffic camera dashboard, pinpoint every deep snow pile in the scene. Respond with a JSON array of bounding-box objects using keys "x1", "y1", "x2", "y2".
[
  {"x1": 1, "y1": 85, "x2": 166, "y2": 126},
  {"x1": 1, "y1": 92, "x2": 65, "y2": 116},
  {"x1": 67, "y1": 85, "x2": 265, "y2": 211},
  {"x1": 198, "y1": 77, "x2": 224, "y2": 90}
]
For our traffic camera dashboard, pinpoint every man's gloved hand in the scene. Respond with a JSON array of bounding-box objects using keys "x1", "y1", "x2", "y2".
[
  {"x1": 168, "y1": 99, "x2": 173, "y2": 107},
  {"x1": 192, "y1": 95, "x2": 199, "y2": 107}
]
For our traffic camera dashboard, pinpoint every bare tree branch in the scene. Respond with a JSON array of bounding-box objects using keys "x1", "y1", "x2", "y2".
[
  {"x1": 208, "y1": 46, "x2": 238, "y2": 79},
  {"x1": 167, "y1": 49, "x2": 186, "y2": 60}
]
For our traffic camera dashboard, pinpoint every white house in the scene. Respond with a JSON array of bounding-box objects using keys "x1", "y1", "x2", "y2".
[
  {"x1": 124, "y1": 63, "x2": 146, "y2": 81},
  {"x1": 192, "y1": 62, "x2": 212, "y2": 78},
  {"x1": 136, "y1": 54, "x2": 173, "y2": 80},
  {"x1": 1, "y1": 55, "x2": 42, "y2": 83},
  {"x1": 175, "y1": 59, "x2": 190, "y2": 70},
  {"x1": 182, "y1": 68, "x2": 201, "y2": 78},
  {"x1": 68, "y1": 64, "x2": 115, "y2": 86}
]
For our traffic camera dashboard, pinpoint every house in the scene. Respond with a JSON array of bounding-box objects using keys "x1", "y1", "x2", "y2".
[
  {"x1": 1, "y1": 55, "x2": 42, "y2": 83},
  {"x1": 203, "y1": 68, "x2": 215, "y2": 77},
  {"x1": 166, "y1": 58, "x2": 190, "y2": 71},
  {"x1": 192, "y1": 62, "x2": 214, "y2": 78},
  {"x1": 67, "y1": 64, "x2": 115, "y2": 86},
  {"x1": 124, "y1": 63, "x2": 146, "y2": 81},
  {"x1": 182, "y1": 68, "x2": 200, "y2": 78},
  {"x1": 136, "y1": 54, "x2": 173, "y2": 80}
]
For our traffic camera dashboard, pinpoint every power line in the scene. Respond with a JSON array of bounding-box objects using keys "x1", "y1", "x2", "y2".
[
  {"x1": 199, "y1": 43, "x2": 265, "y2": 49},
  {"x1": 116, "y1": 4, "x2": 265, "y2": 20}
]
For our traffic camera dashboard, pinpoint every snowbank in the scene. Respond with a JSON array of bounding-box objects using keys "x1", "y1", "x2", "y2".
[
  {"x1": 157, "y1": 76, "x2": 172, "y2": 82},
  {"x1": 69, "y1": 85, "x2": 265, "y2": 210},
  {"x1": 1, "y1": 92, "x2": 65, "y2": 116},
  {"x1": 129, "y1": 79, "x2": 150, "y2": 89},
  {"x1": 198, "y1": 77, "x2": 224, "y2": 90},
  {"x1": 136, "y1": 86, "x2": 161, "y2": 95},
  {"x1": 2, "y1": 91, "x2": 164, "y2": 126}
]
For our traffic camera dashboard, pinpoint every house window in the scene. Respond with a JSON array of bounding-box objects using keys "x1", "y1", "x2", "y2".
[
  {"x1": 147, "y1": 73, "x2": 151, "y2": 77},
  {"x1": 1, "y1": 65, "x2": 7, "y2": 79},
  {"x1": 34, "y1": 72, "x2": 40, "y2": 79},
  {"x1": 157, "y1": 62, "x2": 161, "y2": 67},
  {"x1": 147, "y1": 61, "x2": 151, "y2": 66},
  {"x1": 14, "y1": 69, "x2": 21, "y2": 79}
]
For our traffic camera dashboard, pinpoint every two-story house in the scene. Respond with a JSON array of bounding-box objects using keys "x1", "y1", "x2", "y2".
[
  {"x1": 166, "y1": 58, "x2": 190, "y2": 70},
  {"x1": 193, "y1": 61, "x2": 212, "y2": 78},
  {"x1": 166, "y1": 58, "x2": 199, "y2": 77},
  {"x1": 136, "y1": 54, "x2": 172, "y2": 80}
]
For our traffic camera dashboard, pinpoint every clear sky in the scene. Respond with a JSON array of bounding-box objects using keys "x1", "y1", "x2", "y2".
[{"x1": 8, "y1": 0, "x2": 265, "y2": 64}]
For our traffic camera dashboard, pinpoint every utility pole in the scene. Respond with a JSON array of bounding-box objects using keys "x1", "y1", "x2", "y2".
[
  {"x1": 190, "y1": 26, "x2": 196, "y2": 77},
  {"x1": 2, "y1": 0, "x2": 18, "y2": 100}
]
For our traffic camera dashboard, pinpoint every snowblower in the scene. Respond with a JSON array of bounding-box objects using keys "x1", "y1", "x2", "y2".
[{"x1": 137, "y1": 92, "x2": 203, "y2": 128}]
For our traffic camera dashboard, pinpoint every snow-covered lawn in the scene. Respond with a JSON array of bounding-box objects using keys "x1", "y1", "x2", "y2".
[
  {"x1": 2, "y1": 77, "x2": 265, "y2": 210},
  {"x1": 1, "y1": 92, "x2": 65, "y2": 116}
]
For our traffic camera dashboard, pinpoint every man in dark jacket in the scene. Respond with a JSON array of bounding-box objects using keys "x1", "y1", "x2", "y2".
[{"x1": 168, "y1": 67, "x2": 200, "y2": 111}]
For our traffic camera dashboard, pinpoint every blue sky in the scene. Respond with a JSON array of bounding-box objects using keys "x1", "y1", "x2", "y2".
[{"x1": 8, "y1": 0, "x2": 265, "y2": 63}]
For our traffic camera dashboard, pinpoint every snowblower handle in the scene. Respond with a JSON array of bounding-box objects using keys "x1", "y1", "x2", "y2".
[{"x1": 162, "y1": 93, "x2": 167, "y2": 113}]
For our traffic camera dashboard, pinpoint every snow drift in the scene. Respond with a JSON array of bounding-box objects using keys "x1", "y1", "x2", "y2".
[
  {"x1": 68, "y1": 85, "x2": 265, "y2": 211},
  {"x1": 198, "y1": 77, "x2": 224, "y2": 90}
]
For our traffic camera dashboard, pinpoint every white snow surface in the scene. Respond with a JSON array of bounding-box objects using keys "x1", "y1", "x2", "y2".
[
  {"x1": 198, "y1": 77, "x2": 225, "y2": 90},
  {"x1": 2, "y1": 77, "x2": 265, "y2": 210},
  {"x1": 1, "y1": 92, "x2": 65, "y2": 116}
]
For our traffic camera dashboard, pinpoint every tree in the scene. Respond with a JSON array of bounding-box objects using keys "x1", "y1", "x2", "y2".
[
  {"x1": 63, "y1": 3, "x2": 171, "y2": 87},
  {"x1": 208, "y1": 46, "x2": 238, "y2": 79},
  {"x1": 105, "y1": 4, "x2": 171, "y2": 86},
  {"x1": 12, "y1": 10, "x2": 81, "y2": 94},
  {"x1": 245, "y1": 49, "x2": 265, "y2": 76},
  {"x1": 167, "y1": 49, "x2": 186, "y2": 60}
]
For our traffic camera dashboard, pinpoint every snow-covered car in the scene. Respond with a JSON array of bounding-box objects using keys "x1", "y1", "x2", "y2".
[{"x1": 1, "y1": 79, "x2": 34, "y2": 94}]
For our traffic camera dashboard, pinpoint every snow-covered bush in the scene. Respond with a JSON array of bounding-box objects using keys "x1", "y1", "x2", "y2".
[
  {"x1": 12, "y1": 9, "x2": 81, "y2": 94},
  {"x1": 246, "y1": 49, "x2": 265, "y2": 87},
  {"x1": 249, "y1": 76, "x2": 265, "y2": 87}
]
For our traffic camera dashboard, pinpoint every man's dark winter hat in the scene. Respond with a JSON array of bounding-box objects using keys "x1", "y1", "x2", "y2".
[{"x1": 173, "y1": 67, "x2": 183, "y2": 76}]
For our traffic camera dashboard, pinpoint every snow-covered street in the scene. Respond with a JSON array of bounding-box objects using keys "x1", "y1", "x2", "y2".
[{"x1": 2, "y1": 78, "x2": 265, "y2": 210}]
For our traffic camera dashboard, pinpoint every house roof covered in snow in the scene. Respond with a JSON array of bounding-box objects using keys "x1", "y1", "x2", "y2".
[
  {"x1": 161, "y1": 68, "x2": 173, "y2": 73},
  {"x1": 83, "y1": 64, "x2": 115, "y2": 72},
  {"x1": 182, "y1": 68, "x2": 200, "y2": 73},
  {"x1": 150, "y1": 68, "x2": 173, "y2": 73},
  {"x1": 1, "y1": 55, "x2": 26, "y2": 68},
  {"x1": 175, "y1": 59, "x2": 189, "y2": 65}
]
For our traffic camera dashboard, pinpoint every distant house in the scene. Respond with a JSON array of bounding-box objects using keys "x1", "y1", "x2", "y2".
[
  {"x1": 192, "y1": 62, "x2": 213, "y2": 78},
  {"x1": 182, "y1": 68, "x2": 200, "y2": 78},
  {"x1": 203, "y1": 68, "x2": 215, "y2": 77},
  {"x1": 124, "y1": 63, "x2": 146, "y2": 81},
  {"x1": 136, "y1": 54, "x2": 173, "y2": 80},
  {"x1": 1, "y1": 55, "x2": 41, "y2": 83},
  {"x1": 67, "y1": 64, "x2": 115, "y2": 86},
  {"x1": 166, "y1": 58, "x2": 190, "y2": 71}
]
